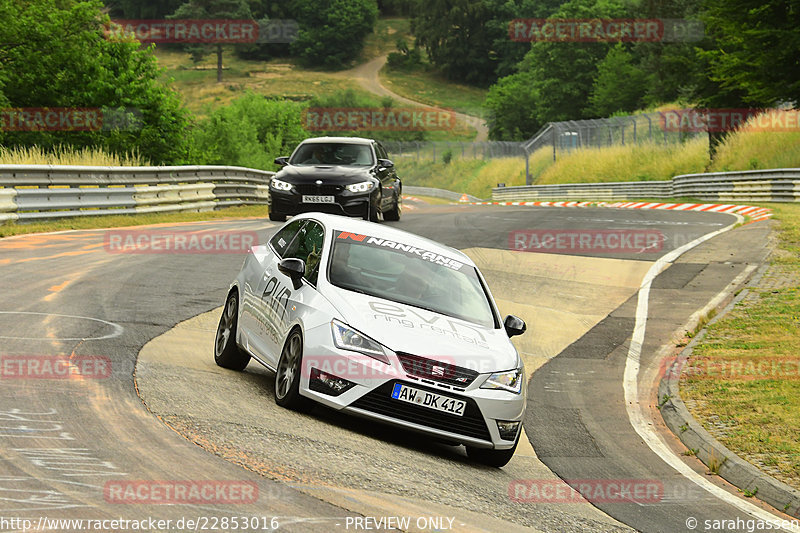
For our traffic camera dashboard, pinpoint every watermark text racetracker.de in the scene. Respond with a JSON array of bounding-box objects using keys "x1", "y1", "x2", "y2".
[
  {"x1": 0, "y1": 108, "x2": 142, "y2": 132},
  {"x1": 1, "y1": 356, "x2": 111, "y2": 380},
  {"x1": 303, "y1": 107, "x2": 457, "y2": 132},
  {"x1": 660, "y1": 108, "x2": 800, "y2": 132},
  {"x1": 509, "y1": 479, "x2": 664, "y2": 504},
  {"x1": 104, "y1": 480, "x2": 257, "y2": 505},
  {"x1": 103, "y1": 230, "x2": 258, "y2": 255},
  {"x1": 107, "y1": 19, "x2": 298, "y2": 44},
  {"x1": 661, "y1": 355, "x2": 800, "y2": 382},
  {"x1": 510, "y1": 229, "x2": 664, "y2": 254},
  {"x1": 508, "y1": 18, "x2": 703, "y2": 42}
]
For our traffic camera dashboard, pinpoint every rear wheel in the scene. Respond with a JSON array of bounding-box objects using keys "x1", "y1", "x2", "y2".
[
  {"x1": 466, "y1": 435, "x2": 519, "y2": 468},
  {"x1": 274, "y1": 329, "x2": 312, "y2": 411},
  {"x1": 383, "y1": 193, "x2": 401, "y2": 221},
  {"x1": 214, "y1": 291, "x2": 250, "y2": 371},
  {"x1": 269, "y1": 211, "x2": 286, "y2": 222}
]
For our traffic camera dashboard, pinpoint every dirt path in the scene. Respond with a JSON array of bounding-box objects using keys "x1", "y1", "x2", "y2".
[{"x1": 340, "y1": 55, "x2": 489, "y2": 142}]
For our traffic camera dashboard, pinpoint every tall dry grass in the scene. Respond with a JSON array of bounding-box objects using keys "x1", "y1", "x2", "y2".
[{"x1": 0, "y1": 145, "x2": 150, "y2": 166}]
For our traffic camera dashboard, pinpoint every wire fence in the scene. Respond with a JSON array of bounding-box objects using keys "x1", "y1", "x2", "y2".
[
  {"x1": 381, "y1": 112, "x2": 709, "y2": 184},
  {"x1": 381, "y1": 141, "x2": 525, "y2": 163}
]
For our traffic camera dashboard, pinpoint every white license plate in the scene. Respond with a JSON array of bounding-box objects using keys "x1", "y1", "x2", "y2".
[
  {"x1": 391, "y1": 383, "x2": 465, "y2": 417},
  {"x1": 302, "y1": 195, "x2": 335, "y2": 204}
]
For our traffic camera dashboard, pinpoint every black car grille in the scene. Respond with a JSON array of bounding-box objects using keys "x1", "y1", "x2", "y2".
[
  {"x1": 295, "y1": 183, "x2": 344, "y2": 195},
  {"x1": 396, "y1": 352, "x2": 480, "y2": 388},
  {"x1": 350, "y1": 381, "x2": 491, "y2": 441}
]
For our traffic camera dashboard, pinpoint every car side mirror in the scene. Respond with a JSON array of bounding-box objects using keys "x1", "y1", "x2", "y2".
[
  {"x1": 274, "y1": 156, "x2": 289, "y2": 166},
  {"x1": 377, "y1": 158, "x2": 394, "y2": 169},
  {"x1": 278, "y1": 257, "x2": 305, "y2": 289},
  {"x1": 503, "y1": 315, "x2": 526, "y2": 338}
]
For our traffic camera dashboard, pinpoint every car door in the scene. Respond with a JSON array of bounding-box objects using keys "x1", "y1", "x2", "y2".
[
  {"x1": 375, "y1": 142, "x2": 398, "y2": 210},
  {"x1": 245, "y1": 219, "x2": 306, "y2": 366},
  {"x1": 264, "y1": 219, "x2": 327, "y2": 363}
]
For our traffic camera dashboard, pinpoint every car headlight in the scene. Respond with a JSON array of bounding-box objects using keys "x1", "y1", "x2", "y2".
[
  {"x1": 481, "y1": 368, "x2": 523, "y2": 394},
  {"x1": 346, "y1": 181, "x2": 375, "y2": 193},
  {"x1": 331, "y1": 320, "x2": 389, "y2": 364},
  {"x1": 271, "y1": 178, "x2": 293, "y2": 191}
]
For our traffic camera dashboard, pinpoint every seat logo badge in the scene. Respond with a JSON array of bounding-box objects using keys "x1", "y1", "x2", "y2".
[
  {"x1": 315, "y1": 180, "x2": 323, "y2": 185},
  {"x1": 432, "y1": 366, "x2": 445, "y2": 377}
]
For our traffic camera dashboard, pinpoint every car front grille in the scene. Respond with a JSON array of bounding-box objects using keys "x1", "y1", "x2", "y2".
[
  {"x1": 350, "y1": 381, "x2": 491, "y2": 442},
  {"x1": 396, "y1": 352, "x2": 479, "y2": 388},
  {"x1": 295, "y1": 183, "x2": 344, "y2": 195}
]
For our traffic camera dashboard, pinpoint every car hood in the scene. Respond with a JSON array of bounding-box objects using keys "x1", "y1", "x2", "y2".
[
  {"x1": 323, "y1": 285, "x2": 519, "y2": 373},
  {"x1": 277, "y1": 165, "x2": 373, "y2": 184}
]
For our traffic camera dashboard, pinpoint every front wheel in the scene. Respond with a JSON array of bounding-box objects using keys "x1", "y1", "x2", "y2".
[
  {"x1": 274, "y1": 330, "x2": 312, "y2": 411},
  {"x1": 214, "y1": 291, "x2": 251, "y2": 371},
  {"x1": 383, "y1": 193, "x2": 401, "y2": 221},
  {"x1": 466, "y1": 436, "x2": 518, "y2": 468}
]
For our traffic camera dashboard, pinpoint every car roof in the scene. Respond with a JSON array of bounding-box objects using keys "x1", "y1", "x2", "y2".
[
  {"x1": 298, "y1": 136, "x2": 376, "y2": 145},
  {"x1": 292, "y1": 213, "x2": 475, "y2": 266}
]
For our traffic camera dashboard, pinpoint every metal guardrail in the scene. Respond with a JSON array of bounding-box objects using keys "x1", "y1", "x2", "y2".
[
  {"x1": 493, "y1": 169, "x2": 800, "y2": 203},
  {"x1": 0, "y1": 165, "x2": 274, "y2": 223},
  {"x1": 403, "y1": 185, "x2": 483, "y2": 203},
  {"x1": 493, "y1": 180, "x2": 672, "y2": 202}
]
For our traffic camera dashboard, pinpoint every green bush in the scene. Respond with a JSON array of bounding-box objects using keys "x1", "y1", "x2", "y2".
[{"x1": 188, "y1": 92, "x2": 308, "y2": 169}]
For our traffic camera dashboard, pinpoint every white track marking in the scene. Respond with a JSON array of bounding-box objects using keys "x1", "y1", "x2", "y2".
[
  {"x1": 0, "y1": 311, "x2": 123, "y2": 341},
  {"x1": 623, "y1": 214, "x2": 800, "y2": 532}
]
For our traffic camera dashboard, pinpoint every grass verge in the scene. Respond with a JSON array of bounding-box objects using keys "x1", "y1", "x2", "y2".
[
  {"x1": 681, "y1": 203, "x2": 800, "y2": 490},
  {"x1": 0, "y1": 205, "x2": 270, "y2": 239},
  {"x1": 380, "y1": 66, "x2": 488, "y2": 116}
]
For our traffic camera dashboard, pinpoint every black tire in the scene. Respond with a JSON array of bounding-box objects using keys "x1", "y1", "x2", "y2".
[
  {"x1": 466, "y1": 436, "x2": 519, "y2": 468},
  {"x1": 269, "y1": 211, "x2": 286, "y2": 222},
  {"x1": 214, "y1": 291, "x2": 251, "y2": 371},
  {"x1": 363, "y1": 200, "x2": 379, "y2": 222},
  {"x1": 274, "y1": 329, "x2": 312, "y2": 410},
  {"x1": 383, "y1": 193, "x2": 401, "y2": 221}
]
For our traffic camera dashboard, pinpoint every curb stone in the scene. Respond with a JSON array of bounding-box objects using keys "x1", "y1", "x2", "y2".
[{"x1": 658, "y1": 259, "x2": 800, "y2": 519}]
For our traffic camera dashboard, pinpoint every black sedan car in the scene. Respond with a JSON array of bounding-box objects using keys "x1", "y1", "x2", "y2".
[{"x1": 269, "y1": 137, "x2": 402, "y2": 222}]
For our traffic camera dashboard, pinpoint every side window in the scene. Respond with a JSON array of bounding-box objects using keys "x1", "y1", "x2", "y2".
[
  {"x1": 376, "y1": 143, "x2": 389, "y2": 160},
  {"x1": 269, "y1": 220, "x2": 305, "y2": 258},
  {"x1": 283, "y1": 221, "x2": 325, "y2": 286}
]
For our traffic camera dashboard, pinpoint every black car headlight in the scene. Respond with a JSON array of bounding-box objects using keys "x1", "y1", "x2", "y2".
[
  {"x1": 346, "y1": 181, "x2": 375, "y2": 193},
  {"x1": 271, "y1": 178, "x2": 293, "y2": 191},
  {"x1": 480, "y1": 368, "x2": 524, "y2": 394},
  {"x1": 331, "y1": 320, "x2": 389, "y2": 364}
]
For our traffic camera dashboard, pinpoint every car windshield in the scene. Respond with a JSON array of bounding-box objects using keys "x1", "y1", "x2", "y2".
[
  {"x1": 290, "y1": 143, "x2": 374, "y2": 166},
  {"x1": 328, "y1": 236, "x2": 496, "y2": 328}
]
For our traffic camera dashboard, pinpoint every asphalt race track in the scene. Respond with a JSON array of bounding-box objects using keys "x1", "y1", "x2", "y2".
[{"x1": 0, "y1": 200, "x2": 791, "y2": 532}]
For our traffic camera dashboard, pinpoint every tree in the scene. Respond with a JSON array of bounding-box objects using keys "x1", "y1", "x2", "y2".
[
  {"x1": 483, "y1": 70, "x2": 542, "y2": 140},
  {"x1": 589, "y1": 44, "x2": 648, "y2": 116},
  {"x1": 699, "y1": 0, "x2": 800, "y2": 107},
  {"x1": 289, "y1": 0, "x2": 378, "y2": 69},
  {"x1": 168, "y1": 0, "x2": 253, "y2": 82},
  {"x1": 412, "y1": 0, "x2": 566, "y2": 86},
  {"x1": 0, "y1": 0, "x2": 190, "y2": 164}
]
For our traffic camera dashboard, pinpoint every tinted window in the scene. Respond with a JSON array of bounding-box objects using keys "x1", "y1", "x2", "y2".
[
  {"x1": 289, "y1": 143, "x2": 374, "y2": 166},
  {"x1": 376, "y1": 143, "x2": 388, "y2": 160},
  {"x1": 269, "y1": 219, "x2": 305, "y2": 257},
  {"x1": 284, "y1": 221, "x2": 325, "y2": 285},
  {"x1": 328, "y1": 236, "x2": 495, "y2": 328}
]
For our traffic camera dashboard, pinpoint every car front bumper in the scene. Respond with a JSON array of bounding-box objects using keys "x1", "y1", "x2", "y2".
[
  {"x1": 269, "y1": 188, "x2": 378, "y2": 218},
  {"x1": 298, "y1": 322, "x2": 526, "y2": 449}
]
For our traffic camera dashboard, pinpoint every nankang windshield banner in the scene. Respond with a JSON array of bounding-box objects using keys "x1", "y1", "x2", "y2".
[{"x1": 335, "y1": 230, "x2": 465, "y2": 271}]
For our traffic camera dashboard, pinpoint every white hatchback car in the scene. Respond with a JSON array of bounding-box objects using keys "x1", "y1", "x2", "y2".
[{"x1": 214, "y1": 213, "x2": 527, "y2": 466}]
